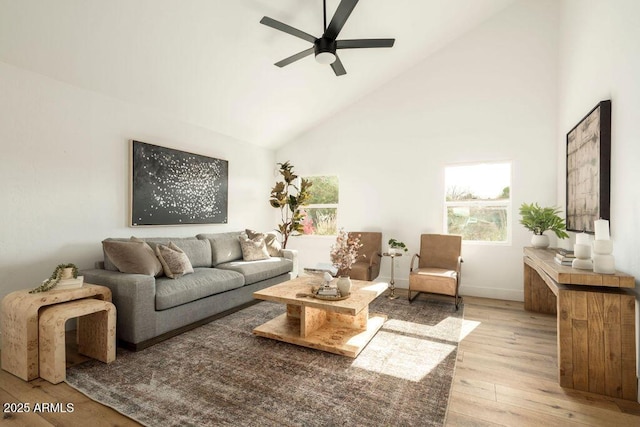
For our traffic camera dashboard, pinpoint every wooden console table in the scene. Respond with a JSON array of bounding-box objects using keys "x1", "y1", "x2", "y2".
[{"x1": 523, "y1": 247, "x2": 637, "y2": 400}]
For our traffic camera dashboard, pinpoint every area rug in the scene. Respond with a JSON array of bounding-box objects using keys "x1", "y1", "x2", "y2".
[{"x1": 66, "y1": 295, "x2": 464, "y2": 427}]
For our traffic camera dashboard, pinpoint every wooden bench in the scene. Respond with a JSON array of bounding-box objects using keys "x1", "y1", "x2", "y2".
[{"x1": 38, "y1": 298, "x2": 116, "y2": 384}]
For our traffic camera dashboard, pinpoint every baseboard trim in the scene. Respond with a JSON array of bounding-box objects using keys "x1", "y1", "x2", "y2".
[
  {"x1": 459, "y1": 285, "x2": 524, "y2": 302},
  {"x1": 119, "y1": 300, "x2": 261, "y2": 352},
  {"x1": 376, "y1": 276, "x2": 524, "y2": 302}
]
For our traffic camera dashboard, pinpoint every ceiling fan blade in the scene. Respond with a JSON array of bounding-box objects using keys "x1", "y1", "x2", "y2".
[
  {"x1": 275, "y1": 47, "x2": 315, "y2": 67},
  {"x1": 336, "y1": 39, "x2": 395, "y2": 49},
  {"x1": 324, "y1": 0, "x2": 359, "y2": 40},
  {"x1": 260, "y1": 16, "x2": 317, "y2": 44},
  {"x1": 331, "y1": 55, "x2": 347, "y2": 76}
]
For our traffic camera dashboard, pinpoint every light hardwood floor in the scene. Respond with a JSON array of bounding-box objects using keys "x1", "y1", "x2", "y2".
[
  {"x1": 1, "y1": 296, "x2": 638, "y2": 426},
  {"x1": 447, "y1": 296, "x2": 640, "y2": 426}
]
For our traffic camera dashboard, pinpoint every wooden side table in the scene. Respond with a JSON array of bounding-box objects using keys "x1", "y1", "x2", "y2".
[
  {"x1": 39, "y1": 298, "x2": 116, "y2": 384},
  {"x1": 1, "y1": 283, "x2": 112, "y2": 381},
  {"x1": 381, "y1": 252, "x2": 403, "y2": 299}
]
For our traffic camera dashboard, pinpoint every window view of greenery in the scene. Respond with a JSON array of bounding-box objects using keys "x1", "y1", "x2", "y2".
[
  {"x1": 445, "y1": 163, "x2": 511, "y2": 242},
  {"x1": 301, "y1": 175, "x2": 339, "y2": 236}
]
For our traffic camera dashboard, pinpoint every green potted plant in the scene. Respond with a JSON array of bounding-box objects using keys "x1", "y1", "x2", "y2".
[
  {"x1": 519, "y1": 202, "x2": 569, "y2": 248},
  {"x1": 269, "y1": 161, "x2": 312, "y2": 248},
  {"x1": 29, "y1": 263, "x2": 79, "y2": 293},
  {"x1": 388, "y1": 238, "x2": 408, "y2": 255}
]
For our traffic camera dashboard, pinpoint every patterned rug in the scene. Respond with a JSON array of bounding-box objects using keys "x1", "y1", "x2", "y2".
[{"x1": 66, "y1": 294, "x2": 464, "y2": 426}]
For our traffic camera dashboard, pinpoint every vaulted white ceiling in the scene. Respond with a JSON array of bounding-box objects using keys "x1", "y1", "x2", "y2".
[{"x1": 0, "y1": 0, "x2": 515, "y2": 148}]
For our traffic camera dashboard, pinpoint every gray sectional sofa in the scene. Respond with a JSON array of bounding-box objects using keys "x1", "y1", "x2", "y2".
[{"x1": 81, "y1": 231, "x2": 298, "y2": 350}]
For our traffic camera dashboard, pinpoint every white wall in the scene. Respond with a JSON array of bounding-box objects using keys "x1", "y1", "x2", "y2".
[
  {"x1": 0, "y1": 61, "x2": 275, "y2": 305},
  {"x1": 557, "y1": 0, "x2": 640, "y2": 388},
  {"x1": 276, "y1": 0, "x2": 560, "y2": 301}
]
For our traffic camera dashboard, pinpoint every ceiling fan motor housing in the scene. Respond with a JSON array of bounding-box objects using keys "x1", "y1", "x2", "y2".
[
  {"x1": 260, "y1": 0, "x2": 395, "y2": 75},
  {"x1": 314, "y1": 37, "x2": 337, "y2": 64}
]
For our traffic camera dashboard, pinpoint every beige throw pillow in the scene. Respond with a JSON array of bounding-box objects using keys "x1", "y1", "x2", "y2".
[
  {"x1": 102, "y1": 239, "x2": 163, "y2": 276},
  {"x1": 239, "y1": 234, "x2": 270, "y2": 261},
  {"x1": 246, "y1": 229, "x2": 281, "y2": 257},
  {"x1": 155, "y1": 242, "x2": 194, "y2": 279},
  {"x1": 263, "y1": 232, "x2": 282, "y2": 257},
  {"x1": 245, "y1": 229, "x2": 264, "y2": 239}
]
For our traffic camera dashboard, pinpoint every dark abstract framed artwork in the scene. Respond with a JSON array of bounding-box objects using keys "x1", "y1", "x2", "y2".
[
  {"x1": 130, "y1": 140, "x2": 228, "y2": 226},
  {"x1": 565, "y1": 100, "x2": 611, "y2": 233}
]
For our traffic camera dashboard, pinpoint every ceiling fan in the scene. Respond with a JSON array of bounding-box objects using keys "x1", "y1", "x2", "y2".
[{"x1": 260, "y1": 0, "x2": 395, "y2": 76}]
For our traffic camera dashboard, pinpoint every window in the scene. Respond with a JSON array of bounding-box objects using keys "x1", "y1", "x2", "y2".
[
  {"x1": 444, "y1": 162, "x2": 511, "y2": 243},
  {"x1": 301, "y1": 175, "x2": 339, "y2": 236}
]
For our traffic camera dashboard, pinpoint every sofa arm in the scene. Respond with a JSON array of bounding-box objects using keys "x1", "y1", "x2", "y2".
[
  {"x1": 81, "y1": 268, "x2": 157, "y2": 344},
  {"x1": 280, "y1": 248, "x2": 299, "y2": 278}
]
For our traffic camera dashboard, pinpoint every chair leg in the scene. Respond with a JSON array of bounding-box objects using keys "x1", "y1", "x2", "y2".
[
  {"x1": 455, "y1": 294, "x2": 462, "y2": 310},
  {"x1": 408, "y1": 289, "x2": 419, "y2": 303}
]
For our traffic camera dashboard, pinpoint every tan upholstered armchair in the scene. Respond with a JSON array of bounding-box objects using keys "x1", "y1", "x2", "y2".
[
  {"x1": 409, "y1": 234, "x2": 463, "y2": 309},
  {"x1": 348, "y1": 232, "x2": 382, "y2": 281}
]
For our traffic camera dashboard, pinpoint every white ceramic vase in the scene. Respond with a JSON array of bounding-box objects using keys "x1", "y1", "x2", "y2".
[
  {"x1": 531, "y1": 234, "x2": 549, "y2": 248},
  {"x1": 336, "y1": 276, "x2": 352, "y2": 296}
]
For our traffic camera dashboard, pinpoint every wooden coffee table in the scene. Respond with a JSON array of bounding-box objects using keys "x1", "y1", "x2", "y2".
[{"x1": 252, "y1": 276, "x2": 388, "y2": 357}]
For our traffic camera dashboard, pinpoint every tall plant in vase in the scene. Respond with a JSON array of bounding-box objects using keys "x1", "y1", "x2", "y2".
[
  {"x1": 330, "y1": 229, "x2": 363, "y2": 296},
  {"x1": 269, "y1": 161, "x2": 312, "y2": 248}
]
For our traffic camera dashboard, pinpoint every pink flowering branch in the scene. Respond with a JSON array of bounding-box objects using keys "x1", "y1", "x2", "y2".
[{"x1": 330, "y1": 229, "x2": 363, "y2": 276}]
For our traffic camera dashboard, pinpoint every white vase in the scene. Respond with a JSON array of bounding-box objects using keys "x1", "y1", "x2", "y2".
[
  {"x1": 336, "y1": 276, "x2": 352, "y2": 296},
  {"x1": 531, "y1": 234, "x2": 549, "y2": 248}
]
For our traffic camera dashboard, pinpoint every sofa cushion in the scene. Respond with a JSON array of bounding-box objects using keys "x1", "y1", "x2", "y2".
[
  {"x1": 102, "y1": 239, "x2": 163, "y2": 276},
  {"x1": 239, "y1": 234, "x2": 270, "y2": 261},
  {"x1": 102, "y1": 236, "x2": 211, "y2": 270},
  {"x1": 155, "y1": 268, "x2": 245, "y2": 310},
  {"x1": 196, "y1": 232, "x2": 243, "y2": 266},
  {"x1": 144, "y1": 237, "x2": 212, "y2": 268},
  {"x1": 216, "y1": 257, "x2": 293, "y2": 285},
  {"x1": 155, "y1": 242, "x2": 194, "y2": 279}
]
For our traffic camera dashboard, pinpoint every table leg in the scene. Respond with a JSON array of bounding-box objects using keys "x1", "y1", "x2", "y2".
[
  {"x1": 388, "y1": 255, "x2": 398, "y2": 299},
  {"x1": 300, "y1": 306, "x2": 327, "y2": 337}
]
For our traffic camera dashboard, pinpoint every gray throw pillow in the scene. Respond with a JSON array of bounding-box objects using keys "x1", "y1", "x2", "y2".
[
  {"x1": 239, "y1": 234, "x2": 270, "y2": 261},
  {"x1": 155, "y1": 242, "x2": 194, "y2": 279},
  {"x1": 102, "y1": 239, "x2": 163, "y2": 276}
]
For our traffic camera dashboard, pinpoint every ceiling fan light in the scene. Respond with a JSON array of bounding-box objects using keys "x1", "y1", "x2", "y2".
[{"x1": 315, "y1": 51, "x2": 336, "y2": 65}]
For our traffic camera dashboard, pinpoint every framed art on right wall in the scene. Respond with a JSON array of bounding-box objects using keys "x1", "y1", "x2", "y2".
[{"x1": 566, "y1": 100, "x2": 612, "y2": 233}]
